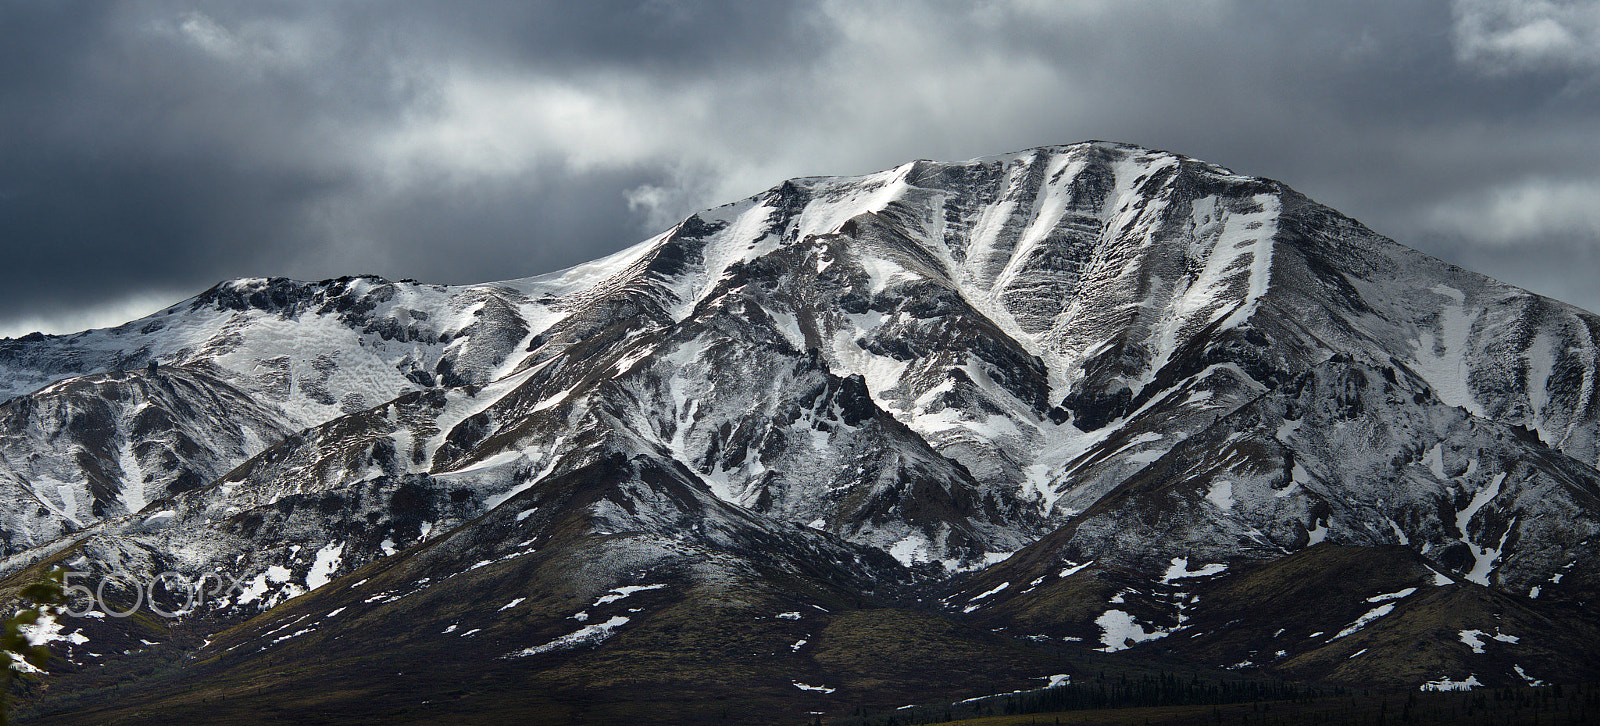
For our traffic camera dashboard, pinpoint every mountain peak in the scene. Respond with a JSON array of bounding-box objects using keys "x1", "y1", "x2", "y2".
[{"x1": 4, "y1": 143, "x2": 1600, "y2": 721}]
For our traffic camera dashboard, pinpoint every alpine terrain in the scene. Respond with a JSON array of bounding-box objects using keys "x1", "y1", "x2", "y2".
[{"x1": 2, "y1": 141, "x2": 1598, "y2": 724}]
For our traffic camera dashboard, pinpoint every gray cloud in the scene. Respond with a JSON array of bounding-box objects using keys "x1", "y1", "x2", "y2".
[
  {"x1": 2, "y1": 0, "x2": 1598, "y2": 337},
  {"x1": 1452, "y1": 0, "x2": 1600, "y2": 74}
]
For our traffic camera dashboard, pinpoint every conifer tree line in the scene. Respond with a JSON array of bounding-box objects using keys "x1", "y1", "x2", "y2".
[{"x1": 828, "y1": 673, "x2": 1595, "y2": 726}]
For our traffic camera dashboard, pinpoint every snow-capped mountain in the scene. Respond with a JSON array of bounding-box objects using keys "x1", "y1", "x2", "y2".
[{"x1": 4, "y1": 141, "x2": 1599, "y2": 724}]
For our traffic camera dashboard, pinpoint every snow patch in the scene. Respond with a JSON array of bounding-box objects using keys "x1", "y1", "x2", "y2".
[
  {"x1": 1526, "y1": 330, "x2": 1556, "y2": 441},
  {"x1": 594, "y1": 584, "x2": 667, "y2": 606},
  {"x1": 968, "y1": 582, "x2": 1011, "y2": 602},
  {"x1": 983, "y1": 550, "x2": 1016, "y2": 566},
  {"x1": 887, "y1": 533, "x2": 933, "y2": 567},
  {"x1": 1513, "y1": 665, "x2": 1547, "y2": 686},
  {"x1": 1420, "y1": 675, "x2": 1482, "y2": 692},
  {"x1": 1205, "y1": 480, "x2": 1234, "y2": 511},
  {"x1": 1275, "y1": 417, "x2": 1302, "y2": 442},
  {"x1": 1431, "y1": 283, "x2": 1465, "y2": 303},
  {"x1": 1366, "y1": 587, "x2": 1416, "y2": 603},
  {"x1": 1096, "y1": 610, "x2": 1171, "y2": 652},
  {"x1": 1387, "y1": 518, "x2": 1410, "y2": 545},
  {"x1": 1058, "y1": 561, "x2": 1093, "y2": 578},
  {"x1": 235, "y1": 565, "x2": 293, "y2": 606},
  {"x1": 1306, "y1": 519, "x2": 1329, "y2": 546},
  {"x1": 1424, "y1": 443, "x2": 1446, "y2": 479},
  {"x1": 1160, "y1": 557, "x2": 1226, "y2": 584},
  {"x1": 506, "y1": 616, "x2": 630, "y2": 658},
  {"x1": 1457, "y1": 472, "x2": 1506, "y2": 586},
  {"x1": 1412, "y1": 299, "x2": 1484, "y2": 417},
  {"x1": 305, "y1": 541, "x2": 344, "y2": 591},
  {"x1": 1331, "y1": 604, "x2": 1394, "y2": 640},
  {"x1": 12, "y1": 612, "x2": 89, "y2": 673},
  {"x1": 1279, "y1": 463, "x2": 1310, "y2": 496}
]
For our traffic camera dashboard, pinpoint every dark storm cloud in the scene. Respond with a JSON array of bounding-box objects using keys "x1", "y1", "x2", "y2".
[
  {"x1": 347, "y1": 166, "x2": 669, "y2": 282},
  {"x1": 0, "y1": 1, "x2": 385, "y2": 330},
  {"x1": 2, "y1": 0, "x2": 1598, "y2": 336},
  {"x1": 388, "y1": 0, "x2": 826, "y2": 71},
  {"x1": 0, "y1": 0, "x2": 832, "y2": 334}
]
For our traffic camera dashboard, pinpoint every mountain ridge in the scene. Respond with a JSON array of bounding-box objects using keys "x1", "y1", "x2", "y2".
[{"x1": 3, "y1": 140, "x2": 1599, "y2": 723}]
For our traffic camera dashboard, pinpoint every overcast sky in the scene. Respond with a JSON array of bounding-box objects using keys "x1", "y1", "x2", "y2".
[{"x1": 3, "y1": 0, "x2": 1599, "y2": 337}]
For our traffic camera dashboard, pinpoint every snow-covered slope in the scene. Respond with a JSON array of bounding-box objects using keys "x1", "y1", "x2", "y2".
[
  {"x1": 0, "y1": 364, "x2": 292, "y2": 550},
  {"x1": 0, "y1": 265, "x2": 652, "y2": 553},
  {"x1": 5, "y1": 142, "x2": 1600, "y2": 717}
]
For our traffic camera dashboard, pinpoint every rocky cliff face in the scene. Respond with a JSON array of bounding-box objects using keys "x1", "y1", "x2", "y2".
[{"x1": 4, "y1": 141, "x2": 1599, "y2": 723}]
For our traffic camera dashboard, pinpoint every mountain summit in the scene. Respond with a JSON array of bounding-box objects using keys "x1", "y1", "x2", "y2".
[{"x1": 3, "y1": 141, "x2": 1598, "y2": 724}]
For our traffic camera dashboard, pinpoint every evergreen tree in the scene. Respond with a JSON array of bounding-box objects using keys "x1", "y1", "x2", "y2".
[{"x1": 1, "y1": 569, "x2": 70, "y2": 726}]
